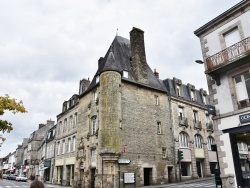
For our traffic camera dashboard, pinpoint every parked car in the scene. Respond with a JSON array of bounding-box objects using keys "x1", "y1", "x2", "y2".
[
  {"x1": 2, "y1": 174, "x2": 8, "y2": 179},
  {"x1": 8, "y1": 174, "x2": 18, "y2": 180},
  {"x1": 16, "y1": 174, "x2": 27, "y2": 182}
]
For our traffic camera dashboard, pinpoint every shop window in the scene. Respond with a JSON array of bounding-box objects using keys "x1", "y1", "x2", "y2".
[
  {"x1": 181, "y1": 162, "x2": 191, "y2": 176},
  {"x1": 179, "y1": 132, "x2": 189, "y2": 148}
]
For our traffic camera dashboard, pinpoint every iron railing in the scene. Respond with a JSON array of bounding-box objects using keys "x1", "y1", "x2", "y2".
[{"x1": 206, "y1": 36, "x2": 250, "y2": 72}]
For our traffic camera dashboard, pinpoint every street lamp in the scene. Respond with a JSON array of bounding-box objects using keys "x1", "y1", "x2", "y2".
[{"x1": 195, "y1": 60, "x2": 204, "y2": 64}]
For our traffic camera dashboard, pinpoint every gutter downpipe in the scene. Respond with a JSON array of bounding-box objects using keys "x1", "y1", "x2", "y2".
[{"x1": 168, "y1": 94, "x2": 177, "y2": 182}]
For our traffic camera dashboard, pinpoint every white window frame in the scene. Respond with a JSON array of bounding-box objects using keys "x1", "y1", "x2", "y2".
[
  {"x1": 123, "y1": 71, "x2": 128, "y2": 78},
  {"x1": 68, "y1": 138, "x2": 71, "y2": 153},
  {"x1": 207, "y1": 136, "x2": 214, "y2": 150},
  {"x1": 179, "y1": 132, "x2": 189, "y2": 148},
  {"x1": 179, "y1": 107, "x2": 184, "y2": 120},
  {"x1": 194, "y1": 134, "x2": 203, "y2": 149},
  {"x1": 62, "y1": 140, "x2": 65, "y2": 154},
  {"x1": 73, "y1": 137, "x2": 76, "y2": 152},
  {"x1": 57, "y1": 142, "x2": 60, "y2": 155},
  {"x1": 234, "y1": 72, "x2": 250, "y2": 102}
]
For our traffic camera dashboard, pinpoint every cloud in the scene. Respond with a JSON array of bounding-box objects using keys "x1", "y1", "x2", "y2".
[{"x1": 0, "y1": 0, "x2": 241, "y2": 157}]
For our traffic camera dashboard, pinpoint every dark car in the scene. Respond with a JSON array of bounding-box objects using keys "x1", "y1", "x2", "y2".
[{"x1": 8, "y1": 174, "x2": 18, "y2": 180}]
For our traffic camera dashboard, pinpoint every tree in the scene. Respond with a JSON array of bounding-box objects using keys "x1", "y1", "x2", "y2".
[{"x1": 0, "y1": 94, "x2": 27, "y2": 138}]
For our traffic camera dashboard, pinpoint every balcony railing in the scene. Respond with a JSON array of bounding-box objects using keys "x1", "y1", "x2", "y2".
[
  {"x1": 194, "y1": 121, "x2": 202, "y2": 130},
  {"x1": 178, "y1": 116, "x2": 188, "y2": 127},
  {"x1": 206, "y1": 36, "x2": 250, "y2": 72},
  {"x1": 206, "y1": 122, "x2": 214, "y2": 131}
]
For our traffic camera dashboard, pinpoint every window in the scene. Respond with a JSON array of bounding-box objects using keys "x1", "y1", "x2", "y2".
[
  {"x1": 181, "y1": 162, "x2": 191, "y2": 176},
  {"x1": 93, "y1": 90, "x2": 98, "y2": 103},
  {"x1": 234, "y1": 72, "x2": 250, "y2": 108},
  {"x1": 73, "y1": 113, "x2": 77, "y2": 127},
  {"x1": 28, "y1": 143, "x2": 31, "y2": 151},
  {"x1": 179, "y1": 132, "x2": 189, "y2": 148},
  {"x1": 57, "y1": 142, "x2": 60, "y2": 155},
  {"x1": 162, "y1": 148, "x2": 167, "y2": 158},
  {"x1": 207, "y1": 136, "x2": 214, "y2": 150},
  {"x1": 154, "y1": 95, "x2": 159, "y2": 105},
  {"x1": 64, "y1": 119, "x2": 67, "y2": 131},
  {"x1": 123, "y1": 71, "x2": 128, "y2": 78},
  {"x1": 68, "y1": 138, "x2": 71, "y2": 153},
  {"x1": 91, "y1": 116, "x2": 97, "y2": 134},
  {"x1": 91, "y1": 148, "x2": 97, "y2": 166},
  {"x1": 191, "y1": 90, "x2": 195, "y2": 101},
  {"x1": 203, "y1": 95, "x2": 207, "y2": 105},
  {"x1": 58, "y1": 121, "x2": 62, "y2": 134},
  {"x1": 237, "y1": 142, "x2": 248, "y2": 152},
  {"x1": 73, "y1": 137, "x2": 76, "y2": 152},
  {"x1": 193, "y1": 111, "x2": 198, "y2": 123},
  {"x1": 224, "y1": 27, "x2": 241, "y2": 47},
  {"x1": 70, "y1": 116, "x2": 73, "y2": 128},
  {"x1": 176, "y1": 85, "x2": 181, "y2": 96},
  {"x1": 157, "y1": 122, "x2": 161, "y2": 134},
  {"x1": 47, "y1": 146, "x2": 49, "y2": 158},
  {"x1": 96, "y1": 75, "x2": 100, "y2": 83},
  {"x1": 205, "y1": 114, "x2": 210, "y2": 124},
  {"x1": 179, "y1": 107, "x2": 184, "y2": 120},
  {"x1": 62, "y1": 140, "x2": 65, "y2": 154},
  {"x1": 194, "y1": 134, "x2": 203, "y2": 149}
]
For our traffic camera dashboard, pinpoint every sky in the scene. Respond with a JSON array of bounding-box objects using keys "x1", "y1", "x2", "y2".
[{"x1": 0, "y1": 0, "x2": 242, "y2": 157}]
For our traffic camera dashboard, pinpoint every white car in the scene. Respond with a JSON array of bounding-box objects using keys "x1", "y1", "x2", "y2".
[{"x1": 16, "y1": 175, "x2": 27, "y2": 182}]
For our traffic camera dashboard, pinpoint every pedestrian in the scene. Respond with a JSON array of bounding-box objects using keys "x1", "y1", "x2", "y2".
[{"x1": 30, "y1": 180, "x2": 45, "y2": 188}]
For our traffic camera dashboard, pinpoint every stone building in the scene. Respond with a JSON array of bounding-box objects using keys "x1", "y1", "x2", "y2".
[
  {"x1": 37, "y1": 124, "x2": 57, "y2": 183},
  {"x1": 25, "y1": 120, "x2": 54, "y2": 179},
  {"x1": 54, "y1": 94, "x2": 79, "y2": 186},
  {"x1": 72, "y1": 27, "x2": 173, "y2": 188},
  {"x1": 194, "y1": 0, "x2": 250, "y2": 187},
  {"x1": 164, "y1": 78, "x2": 216, "y2": 181}
]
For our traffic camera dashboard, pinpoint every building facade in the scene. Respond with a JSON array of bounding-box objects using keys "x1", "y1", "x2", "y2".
[
  {"x1": 55, "y1": 95, "x2": 79, "y2": 186},
  {"x1": 164, "y1": 78, "x2": 216, "y2": 181},
  {"x1": 195, "y1": 1, "x2": 250, "y2": 187}
]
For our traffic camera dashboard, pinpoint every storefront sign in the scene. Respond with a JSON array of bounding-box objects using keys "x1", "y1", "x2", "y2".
[
  {"x1": 239, "y1": 113, "x2": 250, "y2": 124},
  {"x1": 124, "y1": 173, "x2": 135, "y2": 184},
  {"x1": 195, "y1": 149, "x2": 205, "y2": 158}
]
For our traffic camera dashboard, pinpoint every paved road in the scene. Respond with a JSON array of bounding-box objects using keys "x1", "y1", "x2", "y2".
[{"x1": 0, "y1": 179, "x2": 59, "y2": 188}]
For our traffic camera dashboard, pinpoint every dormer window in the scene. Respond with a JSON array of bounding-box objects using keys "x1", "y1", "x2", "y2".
[
  {"x1": 191, "y1": 90, "x2": 195, "y2": 101},
  {"x1": 176, "y1": 85, "x2": 181, "y2": 96},
  {"x1": 203, "y1": 95, "x2": 207, "y2": 105},
  {"x1": 96, "y1": 75, "x2": 100, "y2": 83},
  {"x1": 123, "y1": 71, "x2": 128, "y2": 78}
]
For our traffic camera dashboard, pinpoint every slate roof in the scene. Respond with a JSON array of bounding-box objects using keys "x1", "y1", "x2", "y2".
[
  {"x1": 163, "y1": 78, "x2": 206, "y2": 106},
  {"x1": 85, "y1": 35, "x2": 167, "y2": 94}
]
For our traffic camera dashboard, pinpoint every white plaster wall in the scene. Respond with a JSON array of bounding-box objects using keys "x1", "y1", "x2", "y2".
[
  {"x1": 220, "y1": 116, "x2": 240, "y2": 131},
  {"x1": 205, "y1": 9, "x2": 250, "y2": 56},
  {"x1": 213, "y1": 73, "x2": 234, "y2": 114},
  {"x1": 220, "y1": 133, "x2": 237, "y2": 187}
]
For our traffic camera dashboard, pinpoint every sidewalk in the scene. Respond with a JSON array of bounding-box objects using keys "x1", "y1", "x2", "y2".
[{"x1": 140, "y1": 176, "x2": 214, "y2": 188}]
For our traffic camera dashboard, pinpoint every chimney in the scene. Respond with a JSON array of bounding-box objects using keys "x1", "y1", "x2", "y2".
[
  {"x1": 38, "y1": 124, "x2": 45, "y2": 129},
  {"x1": 79, "y1": 78, "x2": 90, "y2": 95},
  {"x1": 154, "y1": 69, "x2": 159, "y2": 78},
  {"x1": 130, "y1": 27, "x2": 149, "y2": 84}
]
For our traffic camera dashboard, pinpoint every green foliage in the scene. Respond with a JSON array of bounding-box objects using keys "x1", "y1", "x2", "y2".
[{"x1": 0, "y1": 94, "x2": 27, "y2": 136}]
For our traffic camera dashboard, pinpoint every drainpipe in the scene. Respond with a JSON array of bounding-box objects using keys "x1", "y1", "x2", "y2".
[{"x1": 168, "y1": 94, "x2": 177, "y2": 182}]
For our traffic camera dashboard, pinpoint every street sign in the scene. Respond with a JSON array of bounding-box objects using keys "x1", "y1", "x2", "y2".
[{"x1": 118, "y1": 159, "x2": 130, "y2": 164}]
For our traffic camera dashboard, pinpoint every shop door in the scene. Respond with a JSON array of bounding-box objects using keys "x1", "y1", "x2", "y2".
[
  {"x1": 196, "y1": 162, "x2": 202, "y2": 178},
  {"x1": 90, "y1": 168, "x2": 95, "y2": 188}
]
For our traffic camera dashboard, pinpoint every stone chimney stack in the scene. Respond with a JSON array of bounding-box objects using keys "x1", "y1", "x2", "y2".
[
  {"x1": 130, "y1": 27, "x2": 149, "y2": 84},
  {"x1": 79, "y1": 78, "x2": 90, "y2": 95}
]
